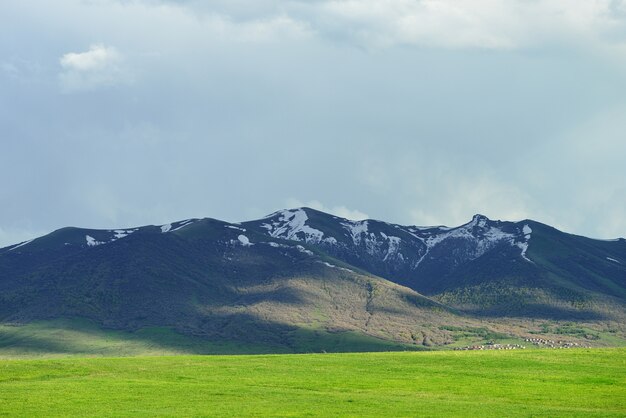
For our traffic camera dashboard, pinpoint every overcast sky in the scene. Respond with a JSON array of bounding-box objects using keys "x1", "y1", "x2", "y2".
[{"x1": 2, "y1": 0, "x2": 626, "y2": 246}]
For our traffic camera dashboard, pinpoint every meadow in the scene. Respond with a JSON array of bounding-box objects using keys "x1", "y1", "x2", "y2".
[{"x1": 1, "y1": 348, "x2": 625, "y2": 417}]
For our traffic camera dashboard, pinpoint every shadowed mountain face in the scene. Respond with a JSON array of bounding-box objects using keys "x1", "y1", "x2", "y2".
[
  {"x1": 244, "y1": 208, "x2": 626, "y2": 319},
  {"x1": 0, "y1": 218, "x2": 466, "y2": 349},
  {"x1": 1, "y1": 208, "x2": 625, "y2": 352}
]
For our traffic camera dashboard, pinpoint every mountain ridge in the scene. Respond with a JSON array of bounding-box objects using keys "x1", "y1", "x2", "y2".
[
  {"x1": 1, "y1": 207, "x2": 625, "y2": 354},
  {"x1": 4, "y1": 208, "x2": 624, "y2": 254}
]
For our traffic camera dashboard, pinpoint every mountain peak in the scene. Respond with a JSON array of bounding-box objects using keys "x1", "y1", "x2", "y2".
[
  {"x1": 467, "y1": 213, "x2": 491, "y2": 228},
  {"x1": 3, "y1": 205, "x2": 626, "y2": 354},
  {"x1": 471, "y1": 214, "x2": 490, "y2": 222}
]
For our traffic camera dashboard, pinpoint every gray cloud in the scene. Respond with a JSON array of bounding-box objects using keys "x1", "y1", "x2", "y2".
[
  {"x1": 1, "y1": 0, "x2": 626, "y2": 246},
  {"x1": 140, "y1": 0, "x2": 626, "y2": 50}
]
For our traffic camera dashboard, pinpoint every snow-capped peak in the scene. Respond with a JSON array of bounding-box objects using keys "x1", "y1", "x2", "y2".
[
  {"x1": 250, "y1": 210, "x2": 539, "y2": 269},
  {"x1": 260, "y1": 208, "x2": 324, "y2": 244},
  {"x1": 468, "y1": 214, "x2": 491, "y2": 228}
]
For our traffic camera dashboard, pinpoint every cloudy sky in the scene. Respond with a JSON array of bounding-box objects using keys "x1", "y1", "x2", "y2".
[{"x1": 2, "y1": 0, "x2": 626, "y2": 246}]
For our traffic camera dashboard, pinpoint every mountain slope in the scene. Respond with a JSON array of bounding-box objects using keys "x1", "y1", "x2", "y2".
[
  {"x1": 1, "y1": 207, "x2": 625, "y2": 354},
  {"x1": 244, "y1": 208, "x2": 626, "y2": 320},
  {"x1": 0, "y1": 218, "x2": 470, "y2": 350}
]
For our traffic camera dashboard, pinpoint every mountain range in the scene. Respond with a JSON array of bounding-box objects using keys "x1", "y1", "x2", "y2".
[{"x1": 1, "y1": 207, "x2": 625, "y2": 354}]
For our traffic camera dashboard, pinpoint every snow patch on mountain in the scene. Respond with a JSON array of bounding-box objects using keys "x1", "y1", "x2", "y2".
[
  {"x1": 8, "y1": 239, "x2": 34, "y2": 252},
  {"x1": 341, "y1": 220, "x2": 376, "y2": 255},
  {"x1": 523, "y1": 224, "x2": 532, "y2": 237},
  {"x1": 317, "y1": 260, "x2": 354, "y2": 273},
  {"x1": 340, "y1": 220, "x2": 407, "y2": 260},
  {"x1": 383, "y1": 236, "x2": 402, "y2": 262},
  {"x1": 471, "y1": 214, "x2": 489, "y2": 228},
  {"x1": 262, "y1": 209, "x2": 324, "y2": 243},
  {"x1": 410, "y1": 218, "x2": 533, "y2": 267},
  {"x1": 237, "y1": 235, "x2": 252, "y2": 246},
  {"x1": 322, "y1": 237, "x2": 338, "y2": 245},
  {"x1": 170, "y1": 219, "x2": 195, "y2": 232},
  {"x1": 263, "y1": 241, "x2": 312, "y2": 255},
  {"x1": 296, "y1": 245, "x2": 314, "y2": 256},
  {"x1": 265, "y1": 242, "x2": 290, "y2": 249},
  {"x1": 421, "y1": 220, "x2": 494, "y2": 250},
  {"x1": 516, "y1": 242, "x2": 530, "y2": 261},
  {"x1": 253, "y1": 209, "x2": 537, "y2": 268},
  {"x1": 112, "y1": 229, "x2": 136, "y2": 240},
  {"x1": 517, "y1": 224, "x2": 533, "y2": 263},
  {"x1": 226, "y1": 225, "x2": 246, "y2": 231},
  {"x1": 85, "y1": 235, "x2": 104, "y2": 247},
  {"x1": 160, "y1": 224, "x2": 172, "y2": 233},
  {"x1": 342, "y1": 220, "x2": 368, "y2": 244}
]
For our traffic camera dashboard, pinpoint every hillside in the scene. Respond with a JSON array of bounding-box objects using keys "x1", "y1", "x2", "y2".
[
  {"x1": 1, "y1": 208, "x2": 625, "y2": 354},
  {"x1": 0, "y1": 217, "x2": 473, "y2": 351},
  {"x1": 245, "y1": 208, "x2": 626, "y2": 320}
]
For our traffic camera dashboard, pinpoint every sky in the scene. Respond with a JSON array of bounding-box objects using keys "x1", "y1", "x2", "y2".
[{"x1": 2, "y1": 0, "x2": 626, "y2": 247}]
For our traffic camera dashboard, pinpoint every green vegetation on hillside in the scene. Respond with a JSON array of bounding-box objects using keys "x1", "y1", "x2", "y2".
[
  {"x1": 2, "y1": 209, "x2": 625, "y2": 351},
  {"x1": 3, "y1": 319, "x2": 625, "y2": 359},
  {"x1": 0, "y1": 319, "x2": 417, "y2": 359},
  {"x1": 1, "y1": 349, "x2": 625, "y2": 417}
]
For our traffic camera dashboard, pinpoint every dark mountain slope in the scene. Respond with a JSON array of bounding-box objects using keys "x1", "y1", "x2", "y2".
[
  {"x1": 0, "y1": 218, "x2": 469, "y2": 349},
  {"x1": 1, "y1": 207, "x2": 625, "y2": 354}
]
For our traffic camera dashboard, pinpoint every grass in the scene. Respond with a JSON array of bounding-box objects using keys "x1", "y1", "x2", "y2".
[
  {"x1": 0, "y1": 319, "x2": 276, "y2": 358},
  {"x1": 0, "y1": 319, "x2": 418, "y2": 359},
  {"x1": 1, "y1": 348, "x2": 625, "y2": 417}
]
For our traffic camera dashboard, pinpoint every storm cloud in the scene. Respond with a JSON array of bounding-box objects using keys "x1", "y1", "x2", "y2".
[{"x1": 2, "y1": 0, "x2": 626, "y2": 246}]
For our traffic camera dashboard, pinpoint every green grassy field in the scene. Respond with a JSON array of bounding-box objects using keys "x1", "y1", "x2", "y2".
[{"x1": 1, "y1": 348, "x2": 625, "y2": 417}]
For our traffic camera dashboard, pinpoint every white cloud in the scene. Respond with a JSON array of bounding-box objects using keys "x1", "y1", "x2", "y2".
[
  {"x1": 310, "y1": 0, "x2": 626, "y2": 49},
  {"x1": 215, "y1": 15, "x2": 311, "y2": 42},
  {"x1": 59, "y1": 44, "x2": 129, "y2": 91},
  {"x1": 105, "y1": 1, "x2": 312, "y2": 44},
  {"x1": 3, "y1": 0, "x2": 626, "y2": 241},
  {"x1": 285, "y1": 198, "x2": 369, "y2": 220},
  {"x1": 60, "y1": 44, "x2": 120, "y2": 71},
  {"x1": 147, "y1": 0, "x2": 626, "y2": 50}
]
